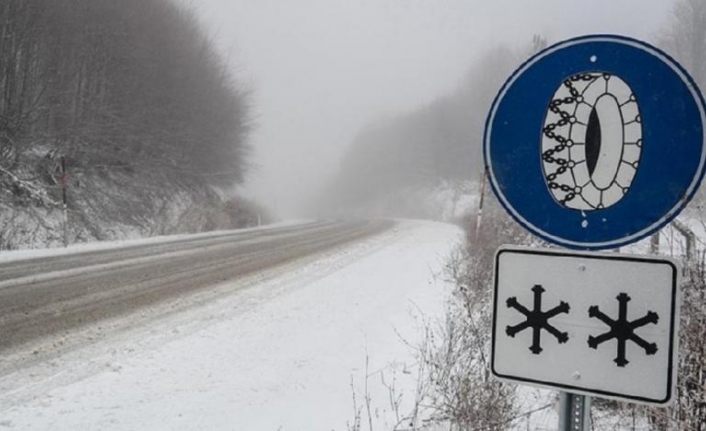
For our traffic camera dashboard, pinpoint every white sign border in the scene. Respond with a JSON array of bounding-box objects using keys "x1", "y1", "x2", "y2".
[{"x1": 490, "y1": 245, "x2": 681, "y2": 406}]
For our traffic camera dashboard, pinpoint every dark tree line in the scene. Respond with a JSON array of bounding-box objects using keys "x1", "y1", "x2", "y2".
[{"x1": 0, "y1": 0, "x2": 253, "y2": 247}]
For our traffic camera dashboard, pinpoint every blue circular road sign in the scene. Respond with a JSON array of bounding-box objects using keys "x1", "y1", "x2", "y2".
[{"x1": 484, "y1": 35, "x2": 706, "y2": 250}]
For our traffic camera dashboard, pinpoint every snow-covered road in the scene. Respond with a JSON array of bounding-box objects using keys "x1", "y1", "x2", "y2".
[
  {"x1": 0, "y1": 220, "x2": 389, "y2": 356},
  {"x1": 0, "y1": 220, "x2": 462, "y2": 430}
]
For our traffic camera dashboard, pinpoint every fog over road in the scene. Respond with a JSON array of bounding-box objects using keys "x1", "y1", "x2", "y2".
[{"x1": 0, "y1": 220, "x2": 391, "y2": 362}]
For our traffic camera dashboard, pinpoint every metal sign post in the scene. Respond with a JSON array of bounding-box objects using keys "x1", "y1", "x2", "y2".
[
  {"x1": 60, "y1": 156, "x2": 69, "y2": 247},
  {"x1": 483, "y1": 34, "x2": 706, "y2": 430},
  {"x1": 559, "y1": 393, "x2": 591, "y2": 431}
]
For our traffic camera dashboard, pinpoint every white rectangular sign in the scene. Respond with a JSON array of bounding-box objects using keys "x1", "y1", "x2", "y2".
[{"x1": 491, "y1": 246, "x2": 679, "y2": 405}]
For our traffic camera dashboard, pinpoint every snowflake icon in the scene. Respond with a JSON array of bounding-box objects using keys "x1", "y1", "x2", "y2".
[
  {"x1": 588, "y1": 292, "x2": 659, "y2": 367},
  {"x1": 506, "y1": 284, "x2": 570, "y2": 354}
]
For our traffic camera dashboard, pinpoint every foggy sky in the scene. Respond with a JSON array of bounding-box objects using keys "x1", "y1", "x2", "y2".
[{"x1": 184, "y1": 0, "x2": 676, "y2": 218}]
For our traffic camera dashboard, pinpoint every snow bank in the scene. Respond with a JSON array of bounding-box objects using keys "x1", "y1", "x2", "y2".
[{"x1": 0, "y1": 219, "x2": 310, "y2": 264}]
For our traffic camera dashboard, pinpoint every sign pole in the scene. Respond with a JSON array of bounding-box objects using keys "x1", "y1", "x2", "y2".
[
  {"x1": 474, "y1": 168, "x2": 487, "y2": 243},
  {"x1": 60, "y1": 156, "x2": 69, "y2": 247},
  {"x1": 558, "y1": 393, "x2": 591, "y2": 431}
]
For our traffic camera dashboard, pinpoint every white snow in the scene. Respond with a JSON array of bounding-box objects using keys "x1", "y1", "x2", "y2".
[{"x1": 0, "y1": 220, "x2": 462, "y2": 431}]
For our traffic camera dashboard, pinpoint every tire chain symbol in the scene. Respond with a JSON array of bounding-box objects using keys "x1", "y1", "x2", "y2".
[{"x1": 542, "y1": 73, "x2": 600, "y2": 204}]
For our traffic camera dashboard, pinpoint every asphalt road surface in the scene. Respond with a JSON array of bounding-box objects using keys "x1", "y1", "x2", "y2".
[{"x1": 0, "y1": 220, "x2": 392, "y2": 358}]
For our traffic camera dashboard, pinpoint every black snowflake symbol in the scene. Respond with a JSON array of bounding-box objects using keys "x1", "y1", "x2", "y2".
[
  {"x1": 588, "y1": 292, "x2": 659, "y2": 367},
  {"x1": 506, "y1": 284, "x2": 570, "y2": 354}
]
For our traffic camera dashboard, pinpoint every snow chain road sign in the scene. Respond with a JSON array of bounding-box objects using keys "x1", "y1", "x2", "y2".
[
  {"x1": 484, "y1": 35, "x2": 706, "y2": 250},
  {"x1": 491, "y1": 246, "x2": 679, "y2": 405}
]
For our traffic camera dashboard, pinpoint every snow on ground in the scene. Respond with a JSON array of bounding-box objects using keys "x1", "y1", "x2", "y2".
[{"x1": 0, "y1": 220, "x2": 462, "y2": 431}]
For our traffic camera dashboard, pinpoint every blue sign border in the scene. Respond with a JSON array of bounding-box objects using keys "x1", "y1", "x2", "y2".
[{"x1": 484, "y1": 35, "x2": 706, "y2": 250}]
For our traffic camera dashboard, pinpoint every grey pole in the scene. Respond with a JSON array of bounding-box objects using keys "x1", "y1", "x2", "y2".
[
  {"x1": 558, "y1": 392, "x2": 591, "y2": 431},
  {"x1": 474, "y1": 168, "x2": 487, "y2": 243},
  {"x1": 61, "y1": 156, "x2": 69, "y2": 247}
]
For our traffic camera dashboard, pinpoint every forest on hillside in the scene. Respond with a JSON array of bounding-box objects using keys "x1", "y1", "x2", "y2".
[
  {"x1": 0, "y1": 0, "x2": 256, "y2": 249},
  {"x1": 329, "y1": 0, "x2": 706, "y2": 222},
  {"x1": 324, "y1": 38, "x2": 545, "y2": 220}
]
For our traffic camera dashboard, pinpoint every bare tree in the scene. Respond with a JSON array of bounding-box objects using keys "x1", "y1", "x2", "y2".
[{"x1": 660, "y1": 0, "x2": 706, "y2": 89}]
